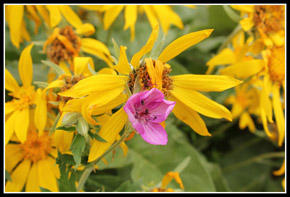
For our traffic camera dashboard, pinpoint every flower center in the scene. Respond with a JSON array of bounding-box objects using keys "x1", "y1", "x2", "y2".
[
  {"x1": 9, "y1": 86, "x2": 36, "y2": 110},
  {"x1": 57, "y1": 75, "x2": 86, "y2": 103},
  {"x1": 253, "y1": 5, "x2": 285, "y2": 34},
  {"x1": 134, "y1": 100, "x2": 157, "y2": 124},
  {"x1": 268, "y1": 46, "x2": 285, "y2": 84},
  {"x1": 46, "y1": 26, "x2": 82, "y2": 64},
  {"x1": 128, "y1": 60, "x2": 173, "y2": 97},
  {"x1": 21, "y1": 131, "x2": 52, "y2": 163}
]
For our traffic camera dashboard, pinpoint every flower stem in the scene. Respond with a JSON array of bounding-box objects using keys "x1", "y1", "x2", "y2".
[
  {"x1": 76, "y1": 121, "x2": 132, "y2": 192},
  {"x1": 217, "y1": 24, "x2": 242, "y2": 53},
  {"x1": 49, "y1": 112, "x2": 61, "y2": 135}
]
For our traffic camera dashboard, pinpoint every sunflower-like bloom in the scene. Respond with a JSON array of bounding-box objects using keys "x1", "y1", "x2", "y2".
[
  {"x1": 5, "y1": 130, "x2": 60, "y2": 192},
  {"x1": 5, "y1": 43, "x2": 48, "y2": 144},
  {"x1": 151, "y1": 171, "x2": 184, "y2": 192},
  {"x1": 58, "y1": 25, "x2": 242, "y2": 162},
  {"x1": 43, "y1": 25, "x2": 112, "y2": 68},
  {"x1": 80, "y1": 5, "x2": 195, "y2": 41},
  {"x1": 5, "y1": 5, "x2": 95, "y2": 48},
  {"x1": 231, "y1": 5, "x2": 285, "y2": 47}
]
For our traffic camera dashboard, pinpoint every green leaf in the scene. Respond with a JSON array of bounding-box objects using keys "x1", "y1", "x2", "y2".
[
  {"x1": 5, "y1": 170, "x2": 12, "y2": 182},
  {"x1": 41, "y1": 60, "x2": 66, "y2": 76},
  {"x1": 56, "y1": 126, "x2": 76, "y2": 132},
  {"x1": 40, "y1": 187, "x2": 51, "y2": 192},
  {"x1": 112, "y1": 38, "x2": 120, "y2": 59},
  {"x1": 222, "y1": 5, "x2": 241, "y2": 23},
  {"x1": 151, "y1": 33, "x2": 166, "y2": 59},
  {"x1": 33, "y1": 81, "x2": 49, "y2": 88},
  {"x1": 70, "y1": 134, "x2": 86, "y2": 169},
  {"x1": 173, "y1": 156, "x2": 191, "y2": 173},
  {"x1": 88, "y1": 131, "x2": 107, "y2": 143}
]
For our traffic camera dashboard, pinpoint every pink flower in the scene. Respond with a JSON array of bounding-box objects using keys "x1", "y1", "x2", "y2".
[{"x1": 124, "y1": 88, "x2": 176, "y2": 145}]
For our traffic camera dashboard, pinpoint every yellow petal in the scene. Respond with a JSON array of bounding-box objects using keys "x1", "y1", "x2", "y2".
[
  {"x1": 219, "y1": 59, "x2": 265, "y2": 79},
  {"x1": 114, "y1": 46, "x2": 131, "y2": 75},
  {"x1": 6, "y1": 5, "x2": 24, "y2": 48},
  {"x1": 5, "y1": 68, "x2": 20, "y2": 93},
  {"x1": 143, "y1": 5, "x2": 159, "y2": 30},
  {"x1": 260, "y1": 85, "x2": 273, "y2": 123},
  {"x1": 5, "y1": 111, "x2": 18, "y2": 145},
  {"x1": 124, "y1": 5, "x2": 137, "y2": 30},
  {"x1": 34, "y1": 89, "x2": 47, "y2": 136},
  {"x1": 154, "y1": 60, "x2": 164, "y2": 90},
  {"x1": 73, "y1": 57, "x2": 94, "y2": 77},
  {"x1": 46, "y1": 5, "x2": 62, "y2": 27},
  {"x1": 88, "y1": 108, "x2": 127, "y2": 162},
  {"x1": 81, "y1": 38, "x2": 113, "y2": 68},
  {"x1": 273, "y1": 160, "x2": 285, "y2": 176},
  {"x1": 59, "y1": 60, "x2": 72, "y2": 76},
  {"x1": 5, "y1": 159, "x2": 31, "y2": 192},
  {"x1": 240, "y1": 17, "x2": 254, "y2": 31},
  {"x1": 37, "y1": 159, "x2": 59, "y2": 192},
  {"x1": 172, "y1": 74, "x2": 242, "y2": 92},
  {"x1": 14, "y1": 108, "x2": 29, "y2": 143},
  {"x1": 59, "y1": 5, "x2": 82, "y2": 29},
  {"x1": 158, "y1": 29, "x2": 214, "y2": 62},
  {"x1": 5, "y1": 101, "x2": 17, "y2": 116},
  {"x1": 20, "y1": 20, "x2": 31, "y2": 42},
  {"x1": 145, "y1": 58, "x2": 157, "y2": 85},
  {"x1": 103, "y1": 5, "x2": 125, "y2": 30},
  {"x1": 272, "y1": 83, "x2": 285, "y2": 147},
  {"x1": 170, "y1": 95, "x2": 211, "y2": 136},
  {"x1": 18, "y1": 43, "x2": 34, "y2": 87},
  {"x1": 5, "y1": 144, "x2": 24, "y2": 173},
  {"x1": 75, "y1": 23, "x2": 95, "y2": 36},
  {"x1": 58, "y1": 74, "x2": 127, "y2": 98},
  {"x1": 171, "y1": 87, "x2": 232, "y2": 121},
  {"x1": 260, "y1": 105, "x2": 275, "y2": 139},
  {"x1": 26, "y1": 163, "x2": 41, "y2": 192},
  {"x1": 230, "y1": 5, "x2": 255, "y2": 13},
  {"x1": 161, "y1": 171, "x2": 184, "y2": 189},
  {"x1": 239, "y1": 112, "x2": 255, "y2": 132},
  {"x1": 206, "y1": 48, "x2": 236, "y2": 67},
  {"x1": 25, "y1": 5, "x2": 41, "y2": 34},
  {"x1": 45, "y1": 79, "x2": 65, "y2": 90},
  {"x1": 35, "y1": 5, "x2": 51, "y2": 27},
  {"x1": 130, "y1": 25, "x2": 159, "y2": 69}
]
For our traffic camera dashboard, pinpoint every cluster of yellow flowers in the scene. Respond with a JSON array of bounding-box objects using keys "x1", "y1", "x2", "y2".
[{"x1": 5, "y1": 4, "x2": 285, "y2": 192}]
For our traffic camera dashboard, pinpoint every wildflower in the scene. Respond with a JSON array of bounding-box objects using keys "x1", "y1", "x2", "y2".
[
  {"x1": 151, "y1": 171, "x2": 184, "y2": 192},
  {"x1": 231, "y1": 5, "x2": 285, "y2": 47},
  {"x1": 5, "y1": 5, "x2": 94, "y2": 48},
  {"x1": 83, "y1": 5, "x2": 195, "y2": 41},
  {"x1": 123, "y1": 88, "x2": 175, "y2": 145},
  {"x1": 5, "y1": 43, "x2": 46, "y2": 144},
  {"x1": 59, "y1": 25, "x2": 242, "y2": 162},
  {"x1": 5, "y1": 130, "x2": 59, "y2": 192}
]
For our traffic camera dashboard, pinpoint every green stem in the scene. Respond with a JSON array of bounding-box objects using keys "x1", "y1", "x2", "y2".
[
  {"x1": 217, "y1": 24, "x2": 242, "y2": 53},
  {"x1": 49, "y1": 112, "x2": 61, "y2": 135},
  {"x1": 222, "y1": 152, "x2": 285, "y2": 173},
  {"x1": 105, "y1": 27, "x2": 113, "y2": 46},
  {"x1": 76, "y1": 121, "x2": 132, "y2": 192}
]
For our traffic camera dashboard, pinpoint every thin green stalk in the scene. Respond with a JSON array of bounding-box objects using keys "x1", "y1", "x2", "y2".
[
  {"x1": 217, "y1": 24, "x2": 242, "y2": 53},
  {"x1": 49, "y1": 112, "x2": 61, "y2": 135},
  {"x1": 77, "y1": 122, "x2": 132, "y2": 192}
]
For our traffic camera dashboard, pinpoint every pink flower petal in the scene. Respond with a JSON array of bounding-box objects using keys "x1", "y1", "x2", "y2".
[{"x1": 139, "y1": 122, "x2": 168, "y2": 145}]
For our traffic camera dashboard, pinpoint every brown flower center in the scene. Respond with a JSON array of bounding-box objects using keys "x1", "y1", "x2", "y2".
[
  {"x1": 253, "y1": 5, "x2": 285, "y2": 34},
  {"x1": 46, "y1": 26, "x2": 82, "y2": 64},
  {"x1": 128, "y1": 60, "x2": 173, "y2": 97}
]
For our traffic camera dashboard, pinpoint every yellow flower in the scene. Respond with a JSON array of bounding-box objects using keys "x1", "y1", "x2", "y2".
[
  {"x1": 256, "y1": 45, "x2": 285, "y2": 146},
  {"x1": 58, "y1": 26, "x2": 242, "y2": 162},
  {"x1": 5, "y1": 43, "x2": 47, "y2": 144},
  {"x1": 5, "y1": 130, "x2": 60, "y2": 192},
  {"x1": 273, "y1": 160, "x2": 285, "y2": 191},
  {"x1": 83, "y1": 5, "x2": 194, "y2": 41},
  {"x1": 206, "y1": 31, "x2": 265, "y2": 78},
  {"x1": 225, "y1": 82, "x2": 260, "y2": 132},
  {"x1": 5, "y1": 5, "x2": 94, "y2": 48},
  {"x1": 231, "y1": 5, "x2": 285, "y2": 47},
  {"x1": 43, "y1": 25, "x2": 112, "y2": 68},
  {"x1": 151, "y1": 171, "x2": 184, "y2": 192}
]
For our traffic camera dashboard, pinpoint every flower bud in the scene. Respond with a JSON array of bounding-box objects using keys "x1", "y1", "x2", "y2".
[
  {"x1": 76, "y1": 117, "x2": 89, "y2": 137},
  {"x1": 61, "y1": 112, "x2": 81, "y2": 127}
]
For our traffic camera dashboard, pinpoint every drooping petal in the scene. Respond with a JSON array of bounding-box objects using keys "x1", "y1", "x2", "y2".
[
  {"x1": 206, "y1": 48, "x2": 236, "y2": 67},
  {"x1": 88, "y1": 108, "x2": 127, "y2": 162},
  {"x1": 143, "y1": 5, "x2": 159, "y2": 30},
  {"x1": 219, "y1": 59, "x2": 265, "y2": 79},
  {"x1": 75, "y1": 23, "x2": 95, "y2": 36},
  {"x1": 170, "y1": 95, "x2": 211, "y2": 136},
  {"x1": 26, "y1": 163, "x2": 40, "y2": 192},
  {"x1": 5, "y1": 159, "x2": 31, "y2": 192},
  {"x1": 35, "y1": 5, "x2": 50, "y2": 27},
  {"x1": 14, "y1": 108, "x2": 29, "y2": 143},
  {"x1": 37, "y1": 159, "x2": 59, "y2": 192},
  {"x1": 124, "y1": 5, "x2": 137, "y2": 30},
  {"x1": 161, "y1": 171, "x2": 184, "y2": 189},
  {"x1": 58, "y1": 5, "x2": 82, "y2": 29},
  {"x1": 130, "y1": 25, "x2": 159, "y2": 69},
  {"x1": 103, "y1": 5, "x2": 125, "y2": 30},
  {"x1": 239, "y1": 112, "x2": 256, "y2": 132},
  {"x1": 272, "y1": 83, "x2": 285, "y2": 147},
  {"x1": 58, "y1": 74, "x2": 127, "y2": 98},
  {"x1": 34, "y1": 89, "x2": 47, "y2": 136},
  {"x1": 25, "y1": 5, "x2": 42, "y2": 34},
  {"x1": 6, "y1": 5, "x2": 24, "y2": 48},
  {"x1": 172, "y1": 74, "x2": 242, "y2": 92},
  {"x1": 171, "y1": 87, "x2": 232, "y2": 121},
  {"x1": 18, "y1": 43, "x2": 34, "y2": 87},
  {"x1": 46, "y1": 5, "x2": 62, "y2": 28},
  {"x1": 5, "y1": 68, "x2": 20, "y2": 93},
  {"x1": 114, "y1": 46, "x2": 131, "y2": 75},
  {"x1": 158, "y1": 29, "x2": 213, "y2": 63},
  {"x1": 5, "y1": 144, "x2": 24, "y2": 173},
  {"x1": 138, "y1": 122, "x2": 168, "y2": 145}
]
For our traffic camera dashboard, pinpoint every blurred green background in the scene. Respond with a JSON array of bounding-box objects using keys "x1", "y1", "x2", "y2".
[{"x1": 5, "y1": 5, "x2": 284, "y2": 192}]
